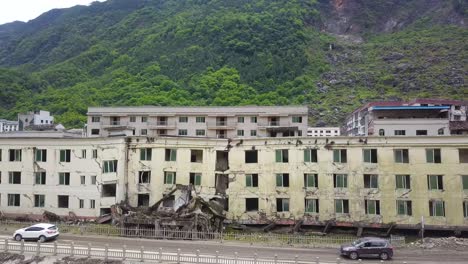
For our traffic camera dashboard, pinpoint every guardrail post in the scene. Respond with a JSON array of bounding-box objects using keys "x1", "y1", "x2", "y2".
[
  {"x1": 70, "y1": 241, "x2": 74, "y2": 257},
  {"x1": 158, "y1": 247, "x2": 162, "y2": 263},
  {"x1": 4, "y1": 239, "x2": 8, "y2": 253},
  {"x1": 36, "y1": 241, "x2": 41, "y2": 257},
  {"x1": 254, "y1": 253, "x2": 257, "y2": 264},
  {"x1": 294, "y1": 255, "x2": 298, "y2": 264},
  {"x1": 235, "y1": 252, "x2": 238, "y2": 264},
  {"x1": 196, "y1": 249, "x2": 200, "y2": 263},
  {"x1": 177, "y1": 248, "x2": 181, "y2": 264},
  {"x1": 87, "y1": 243, "x2": 92, "y2": 258},
  {"x1": 215, "y1": 250, "x2": 219, "y2": 264},
  {"x1": 122, "y1": 245, "x2": 126, "y2": 260},
  {"x1": 20, "y1": 240, "x2": 24, "y2": 254},
  {"x1": 315, "y1": 256, "x2": 319, "y2": 264},
  {"x1": 274, "y1": 254, "x2": 278, "y2": 264},
  {"x1": 53, "y1": 241, "x2": 57, "y2": 256},
  {"x1": 105, "y1": 244, "x2": 109, "y2": 261},
  {"x1": 140, "y1": 246, "x2": 144, "y2": 262}
]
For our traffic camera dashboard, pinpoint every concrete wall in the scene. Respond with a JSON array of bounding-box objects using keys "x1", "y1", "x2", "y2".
[{"x1": 373, "y1": 119, "x2": 449, "y2": 136}]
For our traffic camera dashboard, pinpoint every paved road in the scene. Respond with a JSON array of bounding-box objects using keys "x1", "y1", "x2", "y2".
[{"x1": 1, "y1": 233, "x2": 467, "y2": 264}]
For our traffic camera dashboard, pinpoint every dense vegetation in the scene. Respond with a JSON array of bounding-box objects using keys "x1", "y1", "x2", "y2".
[{"x1": 0, "y1": 0, "x2": 466, "y2": 127}]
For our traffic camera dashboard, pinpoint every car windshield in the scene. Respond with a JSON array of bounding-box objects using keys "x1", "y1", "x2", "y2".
[{"x1": 352, "y1": 239, "x2": 363, "y2": 246}]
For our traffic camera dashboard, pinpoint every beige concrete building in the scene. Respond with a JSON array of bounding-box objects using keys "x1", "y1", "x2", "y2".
[{"x1": 86, "y1": 106, "x2": 308, "y2": 138}]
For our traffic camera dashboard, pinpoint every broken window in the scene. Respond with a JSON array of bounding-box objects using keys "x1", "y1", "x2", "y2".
[
  {"x1": 165, "y1": 149, "x2": 177, "y2": 161},
  {"x1": 276, "y1": 198, "x2": 289, "y2": 212},
  {"x1": 462, "y1": 176, "x2": 468, "y2": 190},
  {"x1": 464, "y1": 201, "x2": 468, "y2": 218},
  {"x1": 396, "y1": 200, "x2": 412, "y2": 216},
  {"x1": 305, "y1": 199, "x2": 319, "y2": 213},
  {"x1": 35, "y1": 172, "x2": 46, "y2": 185},
  {"x1": 8, "y1": 172, "x2": 21, "y2": 184},
  {"x1": 140, "y1": 148, "x2": 152, "y2": 161},
  {"x1": 335, "y1": 199, "x2": 349, "y2": 214},
  {"x1": 215, "y1": 174, "x2": 229, "y2": 194},
  {"x1": 34, "y1": 195, "x2": 45, "y2": 208},
  {"x1": 164, "y1": 171, "x2": 176, "y2": 185},
  {"x1": 162, "y1": 195, "x2": 175, "y2": 208},
  {"x1": 276, "y1": 173, "x2": 289, "y2": 187},
  {"x1": 245, "y1": 198, "x2": 259, "y2": 212},
  {"x1": 190, "y1": 173, "x2": 202, "y2": 186},
  {"x1": 429, "y1": 200, "x2": 445, "y2": 217},
  {"x1": 416, "y1": 130, "x2": 428, "y2": 136},
  {"x1": 459, "y1": 149, "x2": 468, "y2": 163},
  {"x1": 394, "y1": 149, "x2": 409, "y2": 163},
  {"x1": 246, "y1": 174, "x2": 258, "y2": 187},
  {"x1": 428, "y1": 175, "x2": 443, "y2": 190},
  {"x1": 102, "y1": 184, "x2": 116, "y2": 197},
  {"x1": 8, "y1": 194, "x2": 20, "y2": 206},
  {"x1": 426, "y1": 148, "x2": 441, "y2": 163},
  {"x1": 333, "y1": 174, "x2": 348, "y2": 188},
  {"x1": 394, "y1": 130, "x2": 406, "y2": 136},
  {"x1": 216, "y1": 151, "x2": 229, "y2": 171},
  {"x1": 9, "y1": 149, "x2": 21, "y2": 161},
  {"x1": 333, "y1": 149, "x2": 347, "y2": 163},
  {"x1": 304, "y1": 149, "x2": 318, "y2": 163},
  {"x1": 103, "y1": 160, "x2": 118, "y2": 173},
  {"x1": 35, "y1": 149, "x2": 47, "y2": 162},
  {"x1": 304, "y1": 173, "x2": 318, "y2": 188},
  {"x1": 365, "y1": 200, "x2": 380, "y2": 215},
  {"x1": 100, "y1": 208, "x2": 111, "y2": 215},
  {"x1": 363, "y1": 149, "x2": 377, "y2": 163},
  {"x1": 138, "y1": 194, "x2": 150, "y2": 207},
  {"x1": 396, "y1": 175, "x2": 411, "y2": 189},
  {"x1": 59, "y1": 149, "x2": 71, "y2": 162},
  {"x1": 58, "y1": 195, "x2": 69, "y2": 208},
  {"x1": 139, "y1": 171, "x2": 151, "y2": 184},
  {"x1": 275, "y1": 149, "x2": 289, "y2": 163},
  {"x1": 245, "y1": 150, "x2": 258, "y2": 163},
  {"x1": 191, "y1": 149, "x2": 203, "y2": 163},
  {"x1": 364, "y1": 174, "x2": 378, "y2": 189}
]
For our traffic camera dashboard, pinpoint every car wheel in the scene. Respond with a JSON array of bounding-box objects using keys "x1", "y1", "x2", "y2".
[
  {"x1": 14, "y1": 234, "x2": 22, "y2": 241},
  {"x1": 349, "y1": 251, "x2": 359, "y2": 260},
  {"x1": 380, "y1": 252, "x2": 389, "y2": 260},
  {"x1": 38, "y1": 236, "x2": 46, "y2": 243}
]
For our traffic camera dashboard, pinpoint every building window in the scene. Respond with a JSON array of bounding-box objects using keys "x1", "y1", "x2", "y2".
[
  {"x1": 238, "y1": 117, "x2": 244, "y2": 123},
  {"x1": 365, "y1": 200, "x2": 380, "y2": 215},
  {"x1": 275, "y1": 149, "x2": 289, "y2": 163},
  {"x1": 34, "y1": 195, "x2": 45, "y2": 208},
  {"x1": 91, "y1": 129, "x2": 100, "y2": 135},
  {"x1": 35, "y1": 172, "x2": 46, "y2": 185},
  {"x1": 139, "y1": 171, "x2": 151, "y2": 184},
  {"x1": 91, "y1": 116, "x2": 100, "y2": 122},
  {"x1": 276, "y1": 173, "x2": 289, "y2": 187},
  {"x1": 304, "y1": 173, "x2": 318, "y2": 188},
  {"x1": 462, "y1": 176, "x2": 468, "y2": 190},
  {"x1": 246, "y1": 174, "x2": 258, "y2": 187},
  {"x1": 179, "y1": 116, "x2": 188, "y2": 123},
  {"x1": 378, "y1": 129, "x2": 385, "y2": 136},
  {"x1": 90, "y1": 200, "x2": 96, "y2": 209},
  {"x1": 463, "y1": 201, "x2": 468, "y2": 218},
  {"x1": 292, "y1": 116, "x2": 302, "y2": 123},
  {"x1": 335, "y1": 199, "x2": 349, "y2": 214},
  {"x1": 237, "y1": 130, "x2": 244, "y2": 136},
  {"x1": 396, "y1": 200, "x2": 412, "y2": 216},
  {"x1": 276, "y1": 198, "x2": 289, "y2": 212},
  {"x1": 103, "y1": 160, "x2": 118, "y2": 173},
  {"x1": 438, "y1": 128, "x2": 444, "y2": 135},
  {"x1": 141, "y1": 116, "x2": 148, "y2": 123},
  {"x1": 164, "y1": 171, "x2": 176, "y2": 185},
  {"x1": 178, "y1": 129, "x2": 187, "y2": 136},
  {"x1": 305, "y1": 199, "x2": 319, "y2": 213},
  {"x1": 333, "y1": 174, "x2": 348, "y2": 188},
  {"x1": 429, "y1": 200, "x2": 445, "y2": 217},
  {"x1": 92, "y1": 149, "x2": 98, "y2": 159},
  {"x1": 246, "y1": 198, "x2": 259, "y2": 212},
  {"x1": 364, "y1": 174, "x2": 378, "y2": 189},
  {"x1": 394, "y1": 149, "x2": 409, "y2": 163},
  {"x1": 396, "y1": 175, "x2": 411, "y2": 189},
  {"x1": 333, "y1": 149, "x2": 347, "y2": 163},
  {"x1": 190, "y1": 149, "x2": 203, "y2": 163},
  {"x1": 140, "y1": 148, "x2": 152, "y2": 161},
  {"x1": 9, "y1": 149, "x2": 21, "y2": 161},
  {"x1": 394, "y1": 130, "x2": 406, "y2": 136},
  {"x1": 141, "y1": 129, "x2": 148, "y2": 135},
  {"x1": 58, "y1": 195, "x2": 69, "y2": 208},
  {"x1": 250, "y1": 130, "x2": 257, "y2": 136},
  {"x1": 79, "y1": 199, "x2": 84, "y2": 208},
  {"x1": 8, "y1": 194, "x2": 20, "y2": 206},
  {"x1": 59, "y1": 149, "x2": 71, "y2": 162},
  {"x1": 196, "y1": 129, "x2": 205, "y2": 136},
  {"x1": 102, "y1": 184, "x2": 116, "y2": 197},
  {"x1": 129, "y1": 116, "x2": 136, "y2": 122},
  {"x1": 426, "y1": 149, "x2": 441, "y2": 163},
  {"x1": 428, "y1": 175, "x2": 443, "y2": 190},
  {"x1": 460, "y1": 149, "x2": 468, "y2": 163},
  {"x1": 80, "y1": 175, "x2": 86, "y2": 185},
  {"x1": 59, "y1": 172, "x2": 70, "y2": 185},
  {"x1": 245, "y1": 150, "x2": 258, "y2": 163},
  {"x1": 363, "y1": 149, "x2": 377, "y2": 163},
  {"x1": 416, "y1": 130, "x2": 428, "y2": 136},
  {"x1": 138, "y1": 194, "x2": 150, "y2": 207},
  {"x1": 0, "y1": 149, "x2": 2, "y2": 161},
  {"x1": 195, "y1": 117, "x2": 205, "y2": 123},
  {"x1": 35, "y1": 149, "x2": 47, "y2": 162},
  {"x1": 190, "y1": 173, "x2": 202, "y2": 186},
  {"x1": 304, "y1": 149, "x2": 318, "y2": 163},
  {"x1": 8, "y1": 172, "x2": 21, "y2": 184},
  {"x1": 165, "y1": 149, "x2": 177, "y2": 161},
  {"x1": 250, "y1": 116, "x2": 257, "y2": 123},
  {"x1": 91, "y1": 176, "x2": 97, "y2": 185}
]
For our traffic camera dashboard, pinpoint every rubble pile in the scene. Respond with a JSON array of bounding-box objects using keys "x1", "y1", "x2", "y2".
[{"x1": 409, "y1": 237, "x2": 468, "y2": 250}]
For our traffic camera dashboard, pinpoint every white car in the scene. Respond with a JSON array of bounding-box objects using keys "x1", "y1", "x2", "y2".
[{"x1": 13, "y1": 223, "x2": 59, "y2": 242}]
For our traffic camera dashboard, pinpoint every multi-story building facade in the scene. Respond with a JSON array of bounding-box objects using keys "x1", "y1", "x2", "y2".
[
  {"x1": 86, "y1": 106, "x2": 308, "y2": 138},
  {"x1": 18, "y1": 110, "x2": 55, "y2": 131},
  {"x1": 307, "y1": 127, "x2": 341, "y2": 137},
  {"x1": 345, "y1": 99, "x2": 468, "y2": 136},
  {"x1": 1, "y1": 134, "x2": 468, "y2": 233},
  {"x1": 0, "y1": 119, "x2": 19, "y2": 133}
]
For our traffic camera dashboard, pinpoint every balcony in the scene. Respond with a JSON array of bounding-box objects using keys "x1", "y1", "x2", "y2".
[
  {"x1": 148, "y1": 121, "x2": 176, "y2": 129},
  {"x1": 207, "y1": 121, "x2": 237, "y2": 130},
  {"x1": 101, "y1": 121, "x2": 132, "y2": 129},
  {"x1": 258, "y1": 121, "x2": 295, "y2": 129}
]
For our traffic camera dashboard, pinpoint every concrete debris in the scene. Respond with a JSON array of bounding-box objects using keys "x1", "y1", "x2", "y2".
[{"x1": 408, "y1": 237, "x2": 468, "y2": 251}]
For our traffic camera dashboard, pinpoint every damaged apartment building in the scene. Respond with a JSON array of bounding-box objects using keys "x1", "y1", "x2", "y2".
[{"x1": 0, "y1": 104, "x2": 468, "y2": 234}]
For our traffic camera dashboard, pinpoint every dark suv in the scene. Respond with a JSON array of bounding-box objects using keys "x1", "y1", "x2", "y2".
[{"x1": 340, "y1": 237, "x2": 393, "y2": 260}]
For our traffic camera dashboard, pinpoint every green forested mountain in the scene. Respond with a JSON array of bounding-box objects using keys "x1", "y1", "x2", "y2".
[{"x1": 0, "y1": 0, "x2": 466, "y2": 127}]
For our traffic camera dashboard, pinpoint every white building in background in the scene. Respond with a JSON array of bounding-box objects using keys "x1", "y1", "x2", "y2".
[
  {"x1": 18, "y1": 110, "x2": 55, "y2": 131},
  {"x1": 0, "y1": 119, "x2": 19, "y2": 133},
  {"x1": 307, "y1": 127, "x2": 340, "y2": 137}
]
